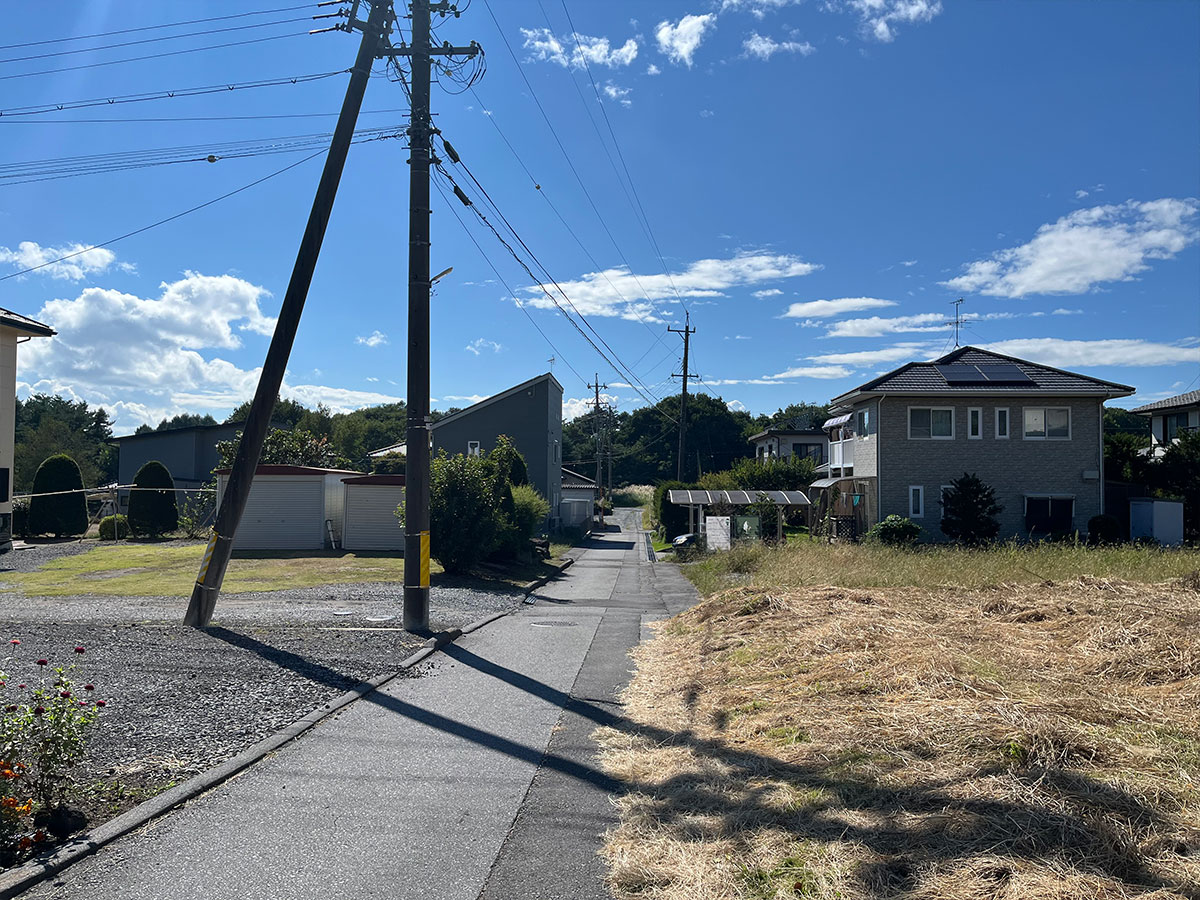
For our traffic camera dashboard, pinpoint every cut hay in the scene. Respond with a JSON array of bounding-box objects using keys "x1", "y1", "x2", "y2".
[{"x1": 597, "y1": 579, "x2": 1200, "y2": 899}]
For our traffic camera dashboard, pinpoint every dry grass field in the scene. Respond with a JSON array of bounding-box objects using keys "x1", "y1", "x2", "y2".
[{"x1": 597, "y1": 574, "x2": 1200, "y2": 899}]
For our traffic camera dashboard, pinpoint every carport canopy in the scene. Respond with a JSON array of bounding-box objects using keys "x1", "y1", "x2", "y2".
[{"x1": 667, "y1": 489, "x2": 810, "y2": 506}]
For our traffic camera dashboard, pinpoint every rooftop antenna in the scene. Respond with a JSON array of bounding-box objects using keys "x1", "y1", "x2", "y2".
[
  {"x1": 948, "y1": 297, "x2": 964, "y2": 347},
  {"x1": 547, "y1": 355, "x2": 555, "y2": 372}
]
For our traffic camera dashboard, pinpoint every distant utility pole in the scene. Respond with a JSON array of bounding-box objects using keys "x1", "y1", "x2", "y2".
[
  {"x1": 589, "y1": 373, "x2": 607, "y2": 521},
  {"x1": 385, "y1": 0, "x2": 479, "y2": 632},
  {"x1": 185, "y1": 0, "x2": 391, "y2": 628},
  {"x1": 669, "y1": 312, "x2": 698, "y2": 482}
]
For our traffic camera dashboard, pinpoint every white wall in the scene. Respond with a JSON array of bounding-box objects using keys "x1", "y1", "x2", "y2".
[{"x1": 342, "y1": 484, "x2": 405, "y2": 551}]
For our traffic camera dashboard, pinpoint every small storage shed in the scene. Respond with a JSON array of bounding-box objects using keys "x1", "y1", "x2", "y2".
[
  {"x1": 1129, "y1": 498, "x2": 1184, "y2": 547},
  {"x1": 341, "y1": 474, "x2": 405, "y2": 552},
  {"x1": 215, "y1": 465, "x2": 361, "y2": 550}
]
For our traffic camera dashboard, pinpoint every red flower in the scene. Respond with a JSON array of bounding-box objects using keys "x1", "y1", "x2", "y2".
[
  {"x1": 18, "y1": 837, "x2": 30, "y2": 851},
  {"x1": 74, "y1": 647, "x2": 85, "y2": 654},
  {"x1": 84, "y1": 684, "x2": 94, "y2": 691},
  {"x1": 32, "y1": 830, "x2": 45, "y2": 842},
  {"x1": 95, "y1": 700, "x2": 106, "y2": 708},
  {"x1": 35, "y1": 659, "x2": 47, "y2": 667},
  {"x1": 60, "y1": 691, "x2": 70, "y2": 699},
  {"x1": 77, "y1": 700, "x2": 87, "y2": 706},
  {"x1": 17, "y1": 684, "x2": 24, "y2": 689},
  {"x1": 33, "y1": 706, "x2": 45, "y2": 716},
  {"x1": 9, "y1": 639, "x2": 18, "y2": 645},
  {"x1": 4, "y1": 705, "x2": 15, "y2": 713}
]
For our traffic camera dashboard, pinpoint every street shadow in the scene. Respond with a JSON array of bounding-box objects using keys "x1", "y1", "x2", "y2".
[{"x1": 200, "y1": 627, "x2": 1193, "y2": 898}]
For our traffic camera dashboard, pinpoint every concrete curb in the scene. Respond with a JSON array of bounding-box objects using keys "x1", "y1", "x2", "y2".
[
  {"x1": 521, "y1": 556, "x2": 573, "y2": 603},
  {"x1": 0, "y1": 612, "x2": 508, "y2": 899}
]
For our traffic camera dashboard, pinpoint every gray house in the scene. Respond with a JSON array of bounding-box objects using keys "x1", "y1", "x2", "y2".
[
  {"x1": 810, "y1": 346, "x2": 1134, "y2": 540},
  {"x1": 371, "y1": 372, "x2": 564, "y2": 513},
  {"x1": 113, "y1": 422, "x2": 243, "y2": 505},
  {"x1": 748, "y1": 427, "x2": 828, "y2": 465},
  {"x1": 1131, "y1": 390, "x2": 1199, "y2": 458}
]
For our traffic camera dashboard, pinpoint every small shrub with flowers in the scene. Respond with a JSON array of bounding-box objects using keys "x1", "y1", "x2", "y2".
[{"x1": 0, "y1": 640, "x2": 105, "y2": 854}]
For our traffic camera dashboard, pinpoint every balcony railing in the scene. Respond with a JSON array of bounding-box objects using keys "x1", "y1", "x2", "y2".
[{"x1": 830, "y1": 440, "x2": 854, "y2": 471}]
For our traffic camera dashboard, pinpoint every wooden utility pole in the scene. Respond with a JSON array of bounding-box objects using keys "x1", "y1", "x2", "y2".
[
  {"x1": 185, "y1": 0, "x2": 391, "y2": 628},
  {"x1": 589, "y1": 374, "x2": 607, "y2": 524},
  {"x1": 669, "y1": 312, "x2": 698, "y2": 481},
  {"x1": 385, "y1": 0, "x2": 479, "y2": 632}
]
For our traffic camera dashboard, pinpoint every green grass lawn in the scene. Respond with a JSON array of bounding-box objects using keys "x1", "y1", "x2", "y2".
[
  {"x1": 4, "y1": 543, "x2": 428, "y2": 597},
  {"x1": 682, "y1": 538, "x2": 1200, "y2": 596}
]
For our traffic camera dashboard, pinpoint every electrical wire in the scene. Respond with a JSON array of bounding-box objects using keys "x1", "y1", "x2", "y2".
[
  {"x1": 0, "y1": 69, "x2": 353, "y2": 118},
  {"x1": 0, "y1": 151, "x2": 326, "y2": 283},
  {"x1": 0, "y1": 108, "x2": 409, "y2": 125}
]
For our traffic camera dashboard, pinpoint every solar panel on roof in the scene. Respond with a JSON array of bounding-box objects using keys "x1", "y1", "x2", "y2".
[
  {"x1": 976, "y1": 363, "x2": 1033, "y2": 383},
  {"x1": 935, "y1": 364, "x2": 988, "y2": 383}
]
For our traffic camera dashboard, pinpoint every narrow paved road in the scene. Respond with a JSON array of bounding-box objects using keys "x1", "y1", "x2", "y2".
[{"x1": 19, "y1": 508, "x2": 697, "y2": 900}]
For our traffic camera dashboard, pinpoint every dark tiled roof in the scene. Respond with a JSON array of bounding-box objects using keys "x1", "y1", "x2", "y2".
[
  {"x1": 0, "y1": 307, "x2": 54, "y2": 337},
  {"x1": 561, "y1": 467, "x2": 598, "y2": 490},
  {"x1": 1130, "y1": 390, "x2": 1200, "y2": 414},
  {"x1": 832, "y1": 346, "x2": 1134, "y2": 404}
]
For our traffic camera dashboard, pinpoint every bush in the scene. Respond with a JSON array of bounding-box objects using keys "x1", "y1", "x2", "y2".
[
  {"x1": 11, "y1": 499, "x2": 29, "y2": 539},
  {"x1": 511, "y1": 484, "x2": 550, "y2": 541},
  {"x1": 427, "y1": 451, "x2": 502, "y2": 573},
  {"x1": 177, "y1": 482, "x2": 216, "y2": 538},
  {"x1": 698, "y1": 455, "x2": 816, "y2": 492},
  {"x1": 371, "y1": 452, "x2": 406, "y2": 475},
  {"x1": 98, "y1": 514, "x2": 129, "y2": 540},
  {"x1": 28, "y1": 454, "x2": 87, "y2": 537},
  {"x1": 653, "y1": 480, "x2": 692, "y2": 540},
  {"x1": 1087, "y1": 514, "x2": 1122, "y2": 545},
  {"x1": 489, "y1": 434, "x2": 528, "y2": 487},
  {"x1": 940, "y1": 472, "x2": 1003, "y2": 545},
  {"x1": 127, "y1": 460, "x2": 177, "y2": 537},
  {"x1": 865, "y1": 514, "x2": 921, "y2": 547}
]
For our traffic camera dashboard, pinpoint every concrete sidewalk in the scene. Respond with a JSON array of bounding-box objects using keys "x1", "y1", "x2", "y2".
[{"x1": 22, "y1": 509, "x2": 695, "y2": 900}]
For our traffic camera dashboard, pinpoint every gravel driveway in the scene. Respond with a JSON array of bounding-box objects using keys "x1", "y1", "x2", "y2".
[{"x1": 0, "y1": 542, "x2": 525, "y2": 845}]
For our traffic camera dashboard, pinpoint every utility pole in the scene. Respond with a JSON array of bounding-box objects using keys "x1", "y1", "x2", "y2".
[
  {"x1": 589, "y1": 373, "x2": 606, "y2": 524},
  {"x1": 385, "y1": 1, "x2": 479, "y2": 632},
  {"x1": 669, "y1": 312, "x2": 698, "y2": 481},
  {"x1": 185, "y1": 0, "x2": 391, "y2": 628}
]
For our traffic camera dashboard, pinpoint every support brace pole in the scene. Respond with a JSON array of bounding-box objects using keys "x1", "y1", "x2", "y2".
[{"x1": 185, "y1": 0, "x2": 389, "y2": 627}]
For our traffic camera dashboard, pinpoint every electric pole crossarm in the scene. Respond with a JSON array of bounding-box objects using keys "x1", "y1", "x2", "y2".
[{"x1": 184, "y1": 0, "x2": 390, "y2": 628}]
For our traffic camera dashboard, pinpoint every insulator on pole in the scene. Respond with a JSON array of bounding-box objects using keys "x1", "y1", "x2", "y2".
[
  {"x1": 453, "y1": 185, "x2": 471, "y2": 206},
  {"x1": 442, "y1": 139, "x2": 460, "y2": 163}
]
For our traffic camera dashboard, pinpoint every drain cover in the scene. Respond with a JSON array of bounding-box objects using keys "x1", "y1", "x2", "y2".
[{"x1": 531, "y1": 620, "x2": 577, "y2": 628}]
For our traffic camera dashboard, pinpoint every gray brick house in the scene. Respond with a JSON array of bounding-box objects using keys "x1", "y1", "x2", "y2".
[
  {"x1": 810, "y1": 346, "x2": 1134, "y2": 540},
  {"x1": 1131, "y1": 390, "x2": 1199, "y2": 458}
]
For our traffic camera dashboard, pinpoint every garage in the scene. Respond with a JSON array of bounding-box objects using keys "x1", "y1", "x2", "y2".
[
  {"x1": 215, "y1": 465, "x2": 360, "y2": 550},
  {"x1": 341, "y1": 474, "x2": 405, "y2": 552}
]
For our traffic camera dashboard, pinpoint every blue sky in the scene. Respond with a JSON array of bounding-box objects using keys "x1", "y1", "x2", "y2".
[{"x1": 1, "y1": 0, "x2": 1197, "y2": 434}]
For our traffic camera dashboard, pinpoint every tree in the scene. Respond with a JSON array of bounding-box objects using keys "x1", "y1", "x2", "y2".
[
  {"x1": 940, "y1": 472, "x2": 1003, "y2": 545},
  {"x1": 1103, "y1": 407, "x2": 1151, "y2": 437},
  {"x1": 615, "y1": 392, "x2": 754, "y2": 484},
  {"x1": 698, "y1": 455, "x2": 816, "y2": 492},
  {"x1": 425, "y1": 451, "x2": 502, "y2": 573},
  {"x1": 1104, "y1": 432, "x2": 1151, "y2": 483},
  {"x1": 15, "y1": 395, "x2": 116, "y2": 492},
  {"x1": 1153, "y1": 430, "x2": 1200, "y2": 540},
  {"x1": 489, "y1": 434, "x2": 528, "y2": 487},
  {"x1": 127, "y1": 460, "x2": 178, "y2": 537},
  {"x1": 28, "y1": 454, "x2": 88, "y2": 537},
  {"x1": 153, "y1": 413, "x2": 217, "y2": 432},
  {"x1": 215, "y1": 428, "x2": 351, "y2": 470},
  {"x1": 371, "y1": 453, "x2": 406, "y2": 475}
]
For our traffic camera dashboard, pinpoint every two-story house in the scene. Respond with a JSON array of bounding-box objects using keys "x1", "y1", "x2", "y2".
[
  {"x1": 747, "y1": 427, "x2": 828, "y2": 466},
  {"x1": 1131, "y1": 390, "x2": 1199, "y2": 457},
  {"x1": 809, "y1": 346, "x2": 1134, "y2": 540}
]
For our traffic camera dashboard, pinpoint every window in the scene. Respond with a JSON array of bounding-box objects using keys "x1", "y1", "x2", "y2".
[
  {"x1": 467, "y1": 440, "x2": 481, "y2": 457},
  {"x1": 1023, "y1": 407, "x2": 1070, "y2": 440},
  {"x1": 968, "y1": 407, "x2": 982, "y2": 439},
  {"x1": 1165, "y1": 412, "x2": 1190, "y2": 441},
  {"x1": 1025, "y1": 496, "x2": 1074, "y2": 535},
  {"x1": 856, "y1": 408, "x2": 870, "y2": 437},
  {"x1": 909, "y1": 485, "x2": 924, "y2": 518},
  {"x1": 995, "y1": 407, "x2": 1009, "y2": 439},
  {"x1": 793, "y1": 442, "x2": 824, "y2": 463},
  {"x1": 554, "y1": 440, "x2": 560, "y2": 463},
  {"x1": 908, "y1": 407, "x2": 954, "y2": 439}
]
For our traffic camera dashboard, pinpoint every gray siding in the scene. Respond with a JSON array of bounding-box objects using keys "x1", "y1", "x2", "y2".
[
  {"x1": 432, "y1": 376, "x2": 563, "y2": 508},
  {"x1": 877, "y1": 396, "x2": 1104, "y2": 540},
  {"x1": 117, "y1": 424, "x2": 242, "y2": 488},
  {"x1": 850, "y1": 400, "x2": 879, "y2": 477}
]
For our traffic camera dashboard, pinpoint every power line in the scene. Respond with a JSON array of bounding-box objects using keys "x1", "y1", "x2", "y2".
[
  {"x1": 0, "y1": 4, "x2": 321, "y2": 51},
  {"x1": 0, "y1": 108, "x2": 409, "y2": 125},
  {"x1": 0, "y1": 151, "x2": 325, "y2": 283},
  {"x1": 0, "y1": 69, "x2": 353, "y2": 118}
]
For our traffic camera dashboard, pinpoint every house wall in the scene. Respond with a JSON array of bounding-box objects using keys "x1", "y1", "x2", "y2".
[
  {"x1": 0, "y1": 331, "x2": 16, "y2": 544},
  {"x1": 432, "y1": 376, "x2": 563, "y2": 510},
  {"x1": 850, "y1": 400, "x2": 879, "y2": 478},
  {"x1": 118, "y1": 423, "x2": 242, "y2": 488},
  {"x1": 877, "y1": 396, "x2": 1103, "y2": 540}
]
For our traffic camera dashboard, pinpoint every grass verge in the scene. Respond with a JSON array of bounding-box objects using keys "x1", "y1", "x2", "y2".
[{"x1": 596, "y1": 578, "x2": 1200, "y2": 899}]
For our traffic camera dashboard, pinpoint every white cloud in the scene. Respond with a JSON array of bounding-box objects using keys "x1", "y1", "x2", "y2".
[
  {"x1": 520, "y1": 28, "x2": 638, "y2": 68},
  {"x1": 900, "y1": 259, "x2": 918, "y2": 267},
  {"x1": 1075, "y1": 189, "x2": 1089, "y2": 200},
  {"x1": 941, "y1": 198, "x2": 1200, "y2": 298},
  {"x1": 441, "y1": 394, "x2": 488, "y2": 405},
  {"x1": 753, "y1": 288, "x2": 783, "y2": 298},
  {"x1": 356, "y1": 330, "x2": 388, "y2": 347},
  {"x1": 602, "y1": 81, "x2": 633, "y2": 106},
  {"x1": 844, "y1": 0, "x2": 943, "y2": 42},
  {"x1": 824, "y1": 312, "x2": 948, "y2": 337},
  {"x1": 646, "y1": 63, "x2": 661, "y2": 75},
  {"x1": 655, "y1": 14, "x2": 715, "y2": 67},
  {"x1": 726, "y1": 399, "x2": 747, "y2": 411},
  {"x1": 465, "y1": 338, "x2": 502, "y2": 355},
  {"x1": 18, "y1": 272, "x2": 400, "y2": 433},
  {"x1": 978, "y1": 338, "x2": 1200, "y2": 368},
  {"x1": 563, "y1": 392, "x2": 619, "y2": 421},
  {"x1": 806, "y1": 342, "x2": 940, "y2": 366},
  {"x1": 699, "y1": 108, "x2": 715, "y2": 118},
  {"x1": 0, "y1": 240, "x2": 126, "y2": 281},
  {"x1": 522, "y1": 252, "x2": 819, "y2": 320},
  {"x1": 1052, "y1": 307, "x2": 1083, "y2": 315},
  {"x1": 721, "y1": 0, "x2": 801, "y2": 16},
  {"x1": 780, "y1": 296, "x2": 896, "y2": 318},
  {"x1": 768, "y1": 365, "x2": 856, "y2": 379},
  {"x1": 743, "y1": 32, "x2": 815, "y2": 59}
]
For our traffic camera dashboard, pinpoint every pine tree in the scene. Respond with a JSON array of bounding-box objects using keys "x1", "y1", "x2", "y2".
[{"x1": 940, "y1": 472, "x2": 1003, "y2": 545}]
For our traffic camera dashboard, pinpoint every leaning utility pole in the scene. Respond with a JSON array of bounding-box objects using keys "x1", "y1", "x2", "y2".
[
  {"x1": 669, "y1": 312, "x2": 698, "y2": 481},
  {"x1": 385, "y1": 0, "x2": 479, "y2": 632},
  {"x1": 589, "y1": 373, "x2": 606, "y2": 523},
  {"x1": 185, "y1": 0, "x2": 391, "y2": 628}
]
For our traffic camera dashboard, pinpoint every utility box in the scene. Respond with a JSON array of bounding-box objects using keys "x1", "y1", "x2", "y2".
[{"x1": 1129, "y1": 498, "x2": 1184, "y2": 547}]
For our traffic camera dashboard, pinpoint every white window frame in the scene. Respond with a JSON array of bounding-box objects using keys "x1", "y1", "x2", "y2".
[
  {"x1": 909, "y1": 485, "x2": 925, "y2": 518},
  {"x1": 1023, "y1": 407, "x2": 1072, "y2": 441},
  {"x1": 968, "y1": 407, "x2": 983, "y2": 440},
  {"x1": 856, "y1": 408, "x2": 870, "y2": 438},
  {"x1": 467, "y1": 440, "x2": 481, "y2": 457},
  {"x1": 907, "y1": 406, "x2": 955, "y2": 440},
  {"x1": 995, "y1": 407, "x2": 1010, "y2": 440}
]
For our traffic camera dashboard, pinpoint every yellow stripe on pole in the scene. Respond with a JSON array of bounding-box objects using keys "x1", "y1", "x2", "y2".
[
  {"x1": 196, "y1": 530, "x2": 219, "y2": 584},
  {"x1": 420, "y1": 530, "x2": 430, "y2": 587}
]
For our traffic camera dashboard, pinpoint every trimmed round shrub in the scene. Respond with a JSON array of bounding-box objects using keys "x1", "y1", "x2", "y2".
[
  {"x1": 28, "y1": 454, "x2": 88, "y2": 537},
  {"x1": 128, "y1": 460, "x2": 178, "y2": 537},
  {"x1": 11, "y1": 499, "x2": 29, "y2": 539},
  {"x1": 99, "y1": 514, "x2": 129, "y2": 541},
  {"x1": 865, "y1": 514, "x2": 922, "y2": 547},
  {"x1": 1087, "y1": 514, "x2": 1121, "y2": 545}
]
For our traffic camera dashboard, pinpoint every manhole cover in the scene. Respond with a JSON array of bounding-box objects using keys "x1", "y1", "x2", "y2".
[{"x1": 531, "y1": 620, "x2": 577, "y2": 628}]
